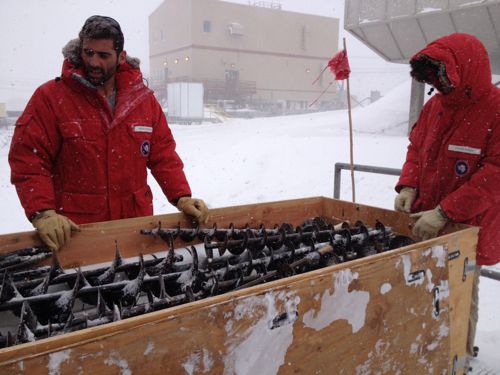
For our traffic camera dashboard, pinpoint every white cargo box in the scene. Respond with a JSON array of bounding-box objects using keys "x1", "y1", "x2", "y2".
[{"x1": 167, "y1": 82, "x2": 204, "y2": 124}]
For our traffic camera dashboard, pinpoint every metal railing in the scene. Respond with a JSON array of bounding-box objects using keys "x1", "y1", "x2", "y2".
[
  {"x1": 480, "y1": 268, "x2": 500, "y2": 281},
  {"x1": 333, "y1": 162, "x2": 499, "y2": 281},
  {"x1": 333, "y1": 162, "x2": 401, "y2": 200}
]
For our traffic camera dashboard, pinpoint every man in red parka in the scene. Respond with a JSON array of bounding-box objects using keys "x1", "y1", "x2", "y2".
[
  {"x1": 9, "y1": 15, "x2": 208, "y2": 251},
  {"x1": 394, "y1": 33, "x2": 500, "y2": 365}
]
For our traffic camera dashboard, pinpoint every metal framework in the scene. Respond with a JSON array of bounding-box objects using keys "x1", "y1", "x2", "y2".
[{"x1": 333, "y1": 162, "x2": 402, "y2": 200}]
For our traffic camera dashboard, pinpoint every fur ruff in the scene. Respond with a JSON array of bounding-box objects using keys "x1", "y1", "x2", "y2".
[{"x1": 62, "y1": 38, "x2": 140, "y2": 68}]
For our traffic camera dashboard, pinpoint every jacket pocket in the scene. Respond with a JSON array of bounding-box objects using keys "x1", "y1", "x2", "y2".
[
  {"x1": 444, "y1": 148, "x2": 481, "y2": 178},
  {"x1": 60, "y1": 191, "x2": 107, "y2": 214},
  {"x1": 15, "y1": 113, "x2": 33, "y2": 127},
  {"x1": 59, "y1": 120, "x2": 103, "y2": 141},
  {"x1": 57, "y1": 121, "x2": 105, "y2": 190},
  {"x1": 11, "y1": 113, "x2": 33, "y2": 141},
  {"x1": 133, "y1": 185, "x2": 153, "y2": 217}
]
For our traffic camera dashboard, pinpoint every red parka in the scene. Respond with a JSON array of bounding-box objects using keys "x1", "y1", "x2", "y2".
[
  {"x1": 396, "y1": 33, "x2": 500, "y2": 266},
  {"x1": 9, "y1": 44, "x2": 191, "y2": 224}
]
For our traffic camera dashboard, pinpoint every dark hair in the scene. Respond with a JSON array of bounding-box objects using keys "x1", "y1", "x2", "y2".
[{"x1": 79, "y1": 15, "x2": 124, "y2": 53}]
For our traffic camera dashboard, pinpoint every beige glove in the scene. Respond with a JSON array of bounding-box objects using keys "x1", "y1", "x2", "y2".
[
  {"x1": 410, "y1": 205, "x2": 448, "y2": 241},
  {"x1": 333, "y1": 221, "x2": 350, "y2": 231},
  {"x1": 394, "y1": 187, "x2": 417, "y2": 213},
  {"x1": 176, "y1": 197, "x2": 209, "y2": 224},
  {"x1": 32, "y1": 210, "x2": 80, "y2": 251}
]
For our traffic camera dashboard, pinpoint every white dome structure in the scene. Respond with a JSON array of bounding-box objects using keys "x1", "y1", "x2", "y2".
[{"x1": 345, "y1": 0, "x2": 500, "y2": 74}]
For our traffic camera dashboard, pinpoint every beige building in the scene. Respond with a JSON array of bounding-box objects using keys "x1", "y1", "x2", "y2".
[{"x1": 149, "y1": 0, "x2": 340, "y2": 113}]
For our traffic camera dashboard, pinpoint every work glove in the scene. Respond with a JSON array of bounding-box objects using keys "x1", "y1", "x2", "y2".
[
  {"x1": 410, "y1": 205, "x2": 448, "y2": 241},
  {"x1": 176, "y1": 197, "x2": 209, "y2": 224},
  {"x1": 333, "y1": 221, "x2": 350, "y2": 231},
  {"x1": 31, "y1": 210, "x2": 80, "y2": 251},
  {"x1": 394, "y1": 187, "x2": 417, "y2": 213}
]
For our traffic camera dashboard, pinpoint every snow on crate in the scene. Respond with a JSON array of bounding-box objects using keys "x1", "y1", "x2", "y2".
[
  {"x1": 303, "y1": 269, "x2": 369, "y2": 333},
  {"x1": 222, "y1": 291, "x2": 299, "y2": 375}
]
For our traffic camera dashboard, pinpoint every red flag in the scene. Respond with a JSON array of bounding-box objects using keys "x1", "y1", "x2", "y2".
[
  {"x1": 312, "y1": 49, "x2": 351, "y2": 85},
  {"x1": 309, "y1": 49, "x2": 350, "y2": 107},
  {"x1": 328, "y1": 49, "x2": 350, "y2": 80}
]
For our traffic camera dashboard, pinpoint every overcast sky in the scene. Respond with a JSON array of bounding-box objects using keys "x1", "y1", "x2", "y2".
[{"x1": 0, "y1": 0, "x2": 409, "y2": 110}]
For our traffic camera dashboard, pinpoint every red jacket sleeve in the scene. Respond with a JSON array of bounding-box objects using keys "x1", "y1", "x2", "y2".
[
  {"x1": 396, "y1": 121, "x2": 422, "y2": 193},
  {"x1": 148, "y1": 100, "x2": 192, "y2": 204},
  {"x1": 8, "y1": 87, "x2": 60, "y2": 219}
]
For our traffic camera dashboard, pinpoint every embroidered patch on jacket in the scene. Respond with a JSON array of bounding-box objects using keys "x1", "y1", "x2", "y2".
[
  {"x1": 448, "y1": 144, "x2": 481, "y2": 155},
  {"x1": 455, "y1": 160, "x2": 469, "y2": 176},
  {"x1": 140, "y1": 140, "x2": 150, "y2": 157},
  {"x1": 133, "y1": 125, "x2": 153, "y2": 133}
]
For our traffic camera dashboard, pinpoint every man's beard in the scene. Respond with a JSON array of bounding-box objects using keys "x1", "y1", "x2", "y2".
[{"x1": 84, "y1": 65, "x2": 117, "y2": 87}]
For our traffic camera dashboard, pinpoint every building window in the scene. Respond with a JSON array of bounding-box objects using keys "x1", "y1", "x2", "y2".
[
  {"x1": 225, "y1": 69, "x2": 240, "y2": 91},
  {"x1": 225, "y1": 69, "x2": 239, "y2": 82},
  {"x1": 227, "y1": 22, "x2": 244, "y2": 36},
  {"x1": 203, "y1": 20, "x2": 211, "y2": 33},
  {"x1": 301, "y1": 25, "x2": 310, "y2": 51}
]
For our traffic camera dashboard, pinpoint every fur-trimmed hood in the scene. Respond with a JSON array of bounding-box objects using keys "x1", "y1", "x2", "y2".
[
  {"x1": 62, "y1": 38, "x2": 141, "y2": 68},
  {"x1": 410, "y1": 33, "x2": 492, "y2": 107},
  {"x1": 60, "y1": 38, "x2": 149, "y2": 94}
]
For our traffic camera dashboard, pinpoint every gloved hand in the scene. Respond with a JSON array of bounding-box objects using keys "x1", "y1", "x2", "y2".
[
  {"x1": 333, "y1": 221, "x2": 350, "y2": 231},
  {"x1": 176, "y1": 197, "x2": 209, "y2": 224},
  {"x1": 394, "y1": 187, "x2": 417, "y2": 213},
  {"x1": 31, "y1": 210, "x2": 80, "y2": 251},
  {"x1": 410, "y1": 205, "x2": 448, "y2": 240}
]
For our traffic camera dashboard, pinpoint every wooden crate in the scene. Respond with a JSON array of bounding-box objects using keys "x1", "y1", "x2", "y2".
[{"x1": 0, "y1": 197, "x2": 478, "y2": 374}]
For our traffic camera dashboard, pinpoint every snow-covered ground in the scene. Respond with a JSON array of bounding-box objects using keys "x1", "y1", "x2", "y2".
[{"x1": 0, "y1": 79, "x2": 498, "y2": 373}]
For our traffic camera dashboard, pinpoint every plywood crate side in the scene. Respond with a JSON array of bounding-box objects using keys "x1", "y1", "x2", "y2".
[{"x1": 1, "y1": 237, "x2": 455, "y2": 374}]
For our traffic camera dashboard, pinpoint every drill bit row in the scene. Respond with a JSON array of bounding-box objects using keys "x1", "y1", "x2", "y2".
[
  {"x1": 0, "y1": 217, "x2": 413, "y2": 348},
  {"x1": 141, "y1": 217, "x2": 410, "y2": 258}
]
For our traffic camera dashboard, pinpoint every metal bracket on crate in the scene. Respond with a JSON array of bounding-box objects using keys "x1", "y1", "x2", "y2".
[
  {"x1": 447, "y1": 250, "x2": 461, "y2": 261},
  {"x1": 462, "y1": 257, "x2": 477, "y2": 282},
  {"x1": 407, "y1": 270, "x2": 425, "y2": 284},
  {"x1": 432, "y1": 286, "x2": 440, "y2": 318},
  {"x1": 269, "y1": 310, "x2": 299, "y2": 330},
  {"x1": 451, "y1": 354, "x2": 469, "y2": 375}
]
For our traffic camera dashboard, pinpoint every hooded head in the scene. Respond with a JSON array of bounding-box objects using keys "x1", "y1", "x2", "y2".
[
  {"x1": 410, "y1": 54, "x2": 453, "y2": 94},
  {"x1": 410, "y1": 33, "x2": 492, "y2": 106}
]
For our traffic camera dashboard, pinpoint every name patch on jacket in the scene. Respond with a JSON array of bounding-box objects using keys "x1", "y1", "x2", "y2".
[
  {"x1": 455, "y1": 160, "x2": 469, "y2": 176},
  {"x1": 133, "y1": 125, "x2": 153, "y2": 133},
  {"x1": 141, "y1": 140, "x2": 150, "y2": 157},
  {"x1": 448, "y1": 144, "x2": 481, "y2": 155}
]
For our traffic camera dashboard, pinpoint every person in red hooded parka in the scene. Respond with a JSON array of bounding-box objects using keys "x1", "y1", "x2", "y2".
[
  {"x1": 394, "y1": 33, "x2": 500, "y2": 362},
  {"x1": 9, "y1": 16, "x2": 209, "y2": 251}
]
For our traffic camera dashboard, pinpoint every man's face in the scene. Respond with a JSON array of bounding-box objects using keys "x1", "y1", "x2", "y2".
[{"x1": 81, "y1": 38, "x2": 125, "y2": 86}]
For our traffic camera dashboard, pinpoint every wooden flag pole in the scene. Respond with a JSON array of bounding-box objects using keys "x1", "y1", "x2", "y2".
[{"x1": 343, "y1": 37, "x2": 356, "y2": 203}]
